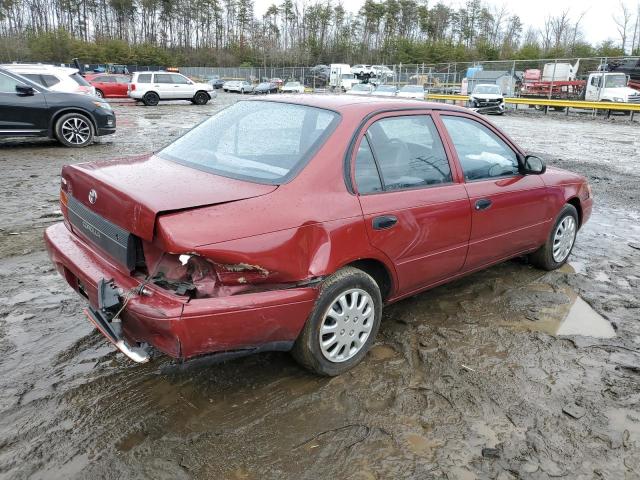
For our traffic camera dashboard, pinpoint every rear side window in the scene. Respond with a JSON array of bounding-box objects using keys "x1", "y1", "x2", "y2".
[
  {"x1": 41, "y1": 74, "x2": 60, "y2": 87},
  {"x1": 95, "y1": 76, "x2": 115, "y2": 83},
  {"x1": 70, "y1": 73, "x2": 90, "y2": 86},
  {"x1": 155, "y1": 74, "x2": 173, "y2": 83},
  {"x1": 366, "y1": 115, "x2": 452, "y2": 191},
  {"x1": 158, "y1": 101, "x2": 340, "y2": 184},
  {"x1": 137, "y1": 74, "x2": 152, "y2": 83},
  {"x1": 354, "y1": 137, "x2": 383, "y2": 194},
  {"x1": 116, "y1": 76, "x2": 130, "y2": 84}
]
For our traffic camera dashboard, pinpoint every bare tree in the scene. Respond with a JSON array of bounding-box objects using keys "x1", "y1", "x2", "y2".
[{"x1": 613, "y1": 0, "x2": 633, "y2": 53}]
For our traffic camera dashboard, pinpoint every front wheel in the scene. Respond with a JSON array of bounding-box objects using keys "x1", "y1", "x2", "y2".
[
  {"x1": 292, "y1": 267, "x2": 382, "y2": 376},
  {"x1": 530, "y1": 204, "x2": 578, "y2": 270},
  {"x1": 55, "y1": 113, "x2": 94, "y2": 148},
  {"x1": 192, "y1": 91, "x2": 210, "y2": 105},
  {"x1": 95, "y1": 89, "x2": 104, "y2": 98}
]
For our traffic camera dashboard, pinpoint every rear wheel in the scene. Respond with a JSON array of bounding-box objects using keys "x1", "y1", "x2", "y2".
[
  {"x1": 530, "y1": 204, "x2": 579, "y2": 270},
  {"x1": 142, "y1": 92, "x2": 160, "y2": 106},
  {"x1": 95, "y1": 89, "x2": 104, "y2": 98},
  {"x1": 192, "y1": 90, "x2": 210, "y2": 105},
  {"x1": 292, "y1": 267, "x2": 382, "y2": 376},
  {"x1": 55, "y1": 113, "x2": 94, "y2": 148}
]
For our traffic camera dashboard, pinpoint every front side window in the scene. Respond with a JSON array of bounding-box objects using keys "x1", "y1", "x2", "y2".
[
  {"x1": 442, "y1": 116, "x2": 519, "y2": 181},
  {"x1": 158, "y1": 101, "x2": 339, "y2": 184},
  {"x1": 171, "y1": 74, "x2": 190, "y2": 84},
  {"x1": 365, "y1": 115, "x2": 452, "y2": 190},
  {"x1": 21, "y1": 74, "x2": 44, "y2": 86},
  {"x1": 0, "y1": 72, "x2": 23, "y2": 92}
]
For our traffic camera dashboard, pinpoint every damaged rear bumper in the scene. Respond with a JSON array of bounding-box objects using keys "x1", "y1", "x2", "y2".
[{"x1": 44, "y1": 222, "x2": 319, "y2": 362}]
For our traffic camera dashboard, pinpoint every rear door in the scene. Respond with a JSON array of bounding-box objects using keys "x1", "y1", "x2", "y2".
[
  {"x1": 92, "y1": 75, "x2": 115, "y2": 96},
  {"x1": 439, "y1": 113, "x2": 549, "y2": 270},
  {"x1": 0, "y1": 71, "x2": 48, "y2": 134},
  {"x1": 153, "y1": 73, "x2": 175, "y2": 99},
  {"x1": 353, "y1": 111, "x2": 472, "y2": 295},
  {"x1": 114, "y1": 75, "x2": 130, "y2": 96}
]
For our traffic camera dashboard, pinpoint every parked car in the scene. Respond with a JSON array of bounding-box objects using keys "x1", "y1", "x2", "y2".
[
  {"x1": 281, "y1": 81, "x2": 305, "y2": 93},
  {"x1": 372, "y1": 85, "x2": 398, "y2": 96},
  {"x1": 224, "y1": 80, "x2": 253, "y2": 93},
  {"x1": 254, "y1": 82, "x2": 278, "y2": 94},
  {"x1": 45, "y1": 96, "x2": 592, "y2": 375},
  {"x1": 208, "y1": 78, "x2": 226, "y2": 89},
  {"x1": 270, "y1": 78, "x2": 284, "y2": 88},
  {"x1": 1, "y1": 64, "x2": 96, "y2": 96},
  {"x1": 84, "y1": 73, "x2": 130, "y2": 98},
  {"x1": 468, "y1": 84, "x2": 505, "y2": 114},
  {"x1": 347, "y1": 83, "x2": 373, "y2": 95},
  {"x1": 0, "y1": 67, "x2": 116, "y2": 147},
  {"x1": 351, "y1": 64, "x2": 374, "y2": 76},
  {"x1": 372, "y1": 65, "x2": 395, "y2": 78},
  {"x1": 398, "y1": 85, "x2": 425, "y2": 100},
  {"x1": 128, "y1": 71, "x2": 214, "y2": 106}
]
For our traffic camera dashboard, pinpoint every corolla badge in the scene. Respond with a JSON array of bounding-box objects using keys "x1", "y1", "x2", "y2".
[{"x1": 88, "y1": 189, "x2": 97, "y2": 204}]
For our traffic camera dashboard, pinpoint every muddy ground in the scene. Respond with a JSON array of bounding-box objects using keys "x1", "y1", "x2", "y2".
[{"x1": 0, "y1": 95, "x2": 639, "y2": 480}]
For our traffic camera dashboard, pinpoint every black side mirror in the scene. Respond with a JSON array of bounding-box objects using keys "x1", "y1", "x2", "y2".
[
  {"x1": 522, "y1": 155, "x2": 546, "y2": 175},
  {"x1": 15, "y1": 85, "x2": 35, "y2": 96}
]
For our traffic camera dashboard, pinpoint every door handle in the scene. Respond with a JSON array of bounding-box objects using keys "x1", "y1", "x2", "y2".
[
  {"x1": 475, "y1": 199, "x2": 492, "y2": 211},
  {"x1": 372, "y1": 215, "x2": 398, "y2": 230}
]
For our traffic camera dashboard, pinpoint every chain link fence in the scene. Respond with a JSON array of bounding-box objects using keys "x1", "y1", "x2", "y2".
[{"x1": 180, "y1": 56, "x2": 638, "y2": 95}]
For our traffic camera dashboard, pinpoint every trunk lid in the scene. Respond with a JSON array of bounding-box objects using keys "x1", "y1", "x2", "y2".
[{"x1": 62, "y1": 154, "x2": 277, "y2": 241}]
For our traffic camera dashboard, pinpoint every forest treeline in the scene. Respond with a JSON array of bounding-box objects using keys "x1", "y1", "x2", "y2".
[{"x1": 0, "y1": 0, "x2": 636, "y2": 66}]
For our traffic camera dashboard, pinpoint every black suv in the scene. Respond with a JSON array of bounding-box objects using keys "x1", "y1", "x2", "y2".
[{"x1": 0, "y1": 67, "x2": 116, "y2": 147}]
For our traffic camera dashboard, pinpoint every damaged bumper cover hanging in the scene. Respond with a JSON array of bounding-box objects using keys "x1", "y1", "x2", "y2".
[{"x1": 84, "y1": 279, "x2": 151, "y2": 363}]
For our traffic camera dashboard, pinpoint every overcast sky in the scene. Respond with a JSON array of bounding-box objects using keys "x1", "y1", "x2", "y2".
[{"x1": 252, "y1": 0, "x2": 632, "y2": 46}]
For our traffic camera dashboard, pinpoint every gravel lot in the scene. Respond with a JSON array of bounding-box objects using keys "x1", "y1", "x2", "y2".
[{"x1": 0, "y1": 94, "x2": 639, "y2": 480}]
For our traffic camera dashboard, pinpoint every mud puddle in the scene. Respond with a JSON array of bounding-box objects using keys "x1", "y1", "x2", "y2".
[{"x1": 0, "y1": 96, "x2": 639, "y2": 479}]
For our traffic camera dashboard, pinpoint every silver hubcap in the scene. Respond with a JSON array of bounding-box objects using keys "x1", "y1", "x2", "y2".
[
  {"x1": 552, "y1": 215, "x2": 576, "y2": 262},
  {"x1": 61, "y1": 117, "x2": 90, "y2": 145},
  {"x1": 319, "y1": 288, "x2": 374, "y2": 363}
]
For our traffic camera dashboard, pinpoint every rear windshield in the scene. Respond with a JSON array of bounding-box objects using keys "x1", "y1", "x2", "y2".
[
  {"x1": 70, "y1": 73, "x2": 91, "y2": 86},
  {"x1": 157, "y1": 101, "x2": 340, "y2": 184}
]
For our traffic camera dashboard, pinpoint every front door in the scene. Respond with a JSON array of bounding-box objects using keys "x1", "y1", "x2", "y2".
[
  {"x1": 440, "y1": 114, "x2": 549, "y2": 271},
  {"x1": 353, "y1": 112, "x2": 472, "y2": 295},
  {"x1": 0, "y1": 72, "x2": 48, "y2": 134}
]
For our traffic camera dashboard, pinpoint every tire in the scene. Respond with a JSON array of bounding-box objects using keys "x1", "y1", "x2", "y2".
[
  {"x1": 240, "y1": 88, "x2": 245, "y2": 94},
  {"x1": 142, "y1": 92, "x2": 159, "y2": 106},
  {"x1": 292, "y1": 267, "x2": 382, "y2": 376},
  {"x1": 54, "y1": 112, "x2": 94, "y2": 148},
  {"x1": 529, "y1": 204, "x2": 579, "y2": 271},
  {"x1": 192, "y1": 90, "x2": 210, "y2": 105},
  {"x1": 95, "y1": 89, "x2": 104, "y2": 98}
]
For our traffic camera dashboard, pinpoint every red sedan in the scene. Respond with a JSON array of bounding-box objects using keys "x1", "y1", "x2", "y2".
[
  {"x1": 85, "y1": 73, "x2": 130, "y2": 98},
  {"x1": 45, "y1": 96, "x2": 592, "y2": 375}
]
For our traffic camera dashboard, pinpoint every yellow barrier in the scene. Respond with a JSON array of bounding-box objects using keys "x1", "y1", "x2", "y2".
[{"x1": 426, "y1": 93, "x2": 640, "y2": 112}]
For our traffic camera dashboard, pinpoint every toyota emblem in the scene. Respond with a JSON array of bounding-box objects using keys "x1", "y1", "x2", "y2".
[{"x1": 88, "y1": 189, "x2": 97, "y2": 204}]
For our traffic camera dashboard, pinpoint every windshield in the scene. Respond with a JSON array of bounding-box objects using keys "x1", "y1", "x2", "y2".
[
  {"x1": 258, "y1": 82, "x2": 270, "y2": 88},
  {"x1": 604, "y1": 75, "x2": 627, "y2": 88},
  {"x1": 401, "y1": 86, "x2": 423, "y2": 92},
  {"x1": 473, "y1": 85, "x2": 501, "y2": 94},
  {"x1": 285, "y1": 82, "x2": 300, "y2": 87},
  {"x1": 157, "y1": 101, "x2": 340, "y2": 184}
]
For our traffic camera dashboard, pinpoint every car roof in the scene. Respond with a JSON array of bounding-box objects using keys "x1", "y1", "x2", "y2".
[{"x1": 250, "y1": 94, "x2": 468, "y2": 115}]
